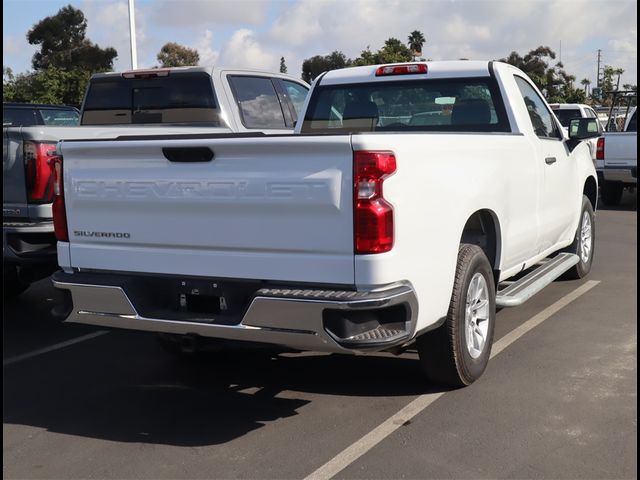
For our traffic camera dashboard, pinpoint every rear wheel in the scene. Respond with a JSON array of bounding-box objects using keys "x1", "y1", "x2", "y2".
[
  {"x1": 600, "y1": 182, "x2": 623, "y2": 206},
  {"x1": 417, "y1": 244, "x2": 496, "y2": 387},
  {"x1": 3, "y1": 265, "x2": 31, "y2": 300}
]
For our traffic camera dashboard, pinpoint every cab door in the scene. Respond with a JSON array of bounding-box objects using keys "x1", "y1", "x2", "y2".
[{"x1": 513, "y1": 76, "x2": 578, "y2": 252}]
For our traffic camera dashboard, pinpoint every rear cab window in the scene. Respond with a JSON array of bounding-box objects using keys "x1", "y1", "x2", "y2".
[
  {"x1": 626, "y1": 111, "x2": 637, "y2": 132},
  {"x1": 81, "y1": 72, "x2": 225, "y2": 126},
  {"x1": 301, "y1": 77, "x2": 510, "y2": 133},
  {"x1": 39, "y1": 108, "x2": 80, "y2": 126}
]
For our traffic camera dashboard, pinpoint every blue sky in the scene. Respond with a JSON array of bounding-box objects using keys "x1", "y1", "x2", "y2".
[{"x1": 3, "y1": 0, "x2": 637, "y2": 87}]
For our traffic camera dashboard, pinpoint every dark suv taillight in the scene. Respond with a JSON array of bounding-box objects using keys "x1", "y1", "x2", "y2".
[
  {"x1": 24, "y1": 141, "x2": 57, "y2": 203},
  {"x1": 353, "y1": 150, "x2": 396, "y2": 254}
]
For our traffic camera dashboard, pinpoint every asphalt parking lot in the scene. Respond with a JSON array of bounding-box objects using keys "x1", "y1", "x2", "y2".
[{"x1": 3, "y1": 191, "x2": 637, "y2": 480}]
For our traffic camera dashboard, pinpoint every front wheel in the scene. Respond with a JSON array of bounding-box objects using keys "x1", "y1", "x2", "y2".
[
  {"x1": 562, "y1": 195, "x2": 595, "y2": 280},
  {"x1": 417, "y1": 244, "x2": 496, "y2": 387}
]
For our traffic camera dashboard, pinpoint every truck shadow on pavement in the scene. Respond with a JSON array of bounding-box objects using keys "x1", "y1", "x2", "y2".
[{"x1": 3, "y1": 331, "x2": 443, "y2": 447}]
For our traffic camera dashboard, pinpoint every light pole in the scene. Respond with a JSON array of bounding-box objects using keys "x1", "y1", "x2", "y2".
[{"x1": 128, "y1": 0, "x2": 138, "y2": 69}]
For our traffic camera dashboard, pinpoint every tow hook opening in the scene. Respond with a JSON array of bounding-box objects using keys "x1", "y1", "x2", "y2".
[{"x1": 322, "y1": 304, "x2": 410, "y2": 346}]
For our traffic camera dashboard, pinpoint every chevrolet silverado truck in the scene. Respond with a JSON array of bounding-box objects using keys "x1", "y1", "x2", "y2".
[
  {"x1": 3, "y1": 67, "x2": 308, "y2": 298},
  {"x1": 598, "y1": 106, "x2": 637, "y2": 206},
  {"x1": 51, "y1": 61, "x2": 599, "y2": 386}
]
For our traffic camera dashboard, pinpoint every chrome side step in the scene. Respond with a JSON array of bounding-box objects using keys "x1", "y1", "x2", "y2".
[{"x1": 496, "y1": 253, "x2": 579, "y2": 307}]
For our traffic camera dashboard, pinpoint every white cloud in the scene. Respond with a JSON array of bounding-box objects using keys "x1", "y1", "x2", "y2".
[
  {"x1": 194, "y1": 29, "x2": 220, "y2": 66},
  {"x1": 150, "y1": 0, "x2": 266, "y2": 27},
  {"x1": 218, "y1": 28, "x2": 279, "y2": 71}
]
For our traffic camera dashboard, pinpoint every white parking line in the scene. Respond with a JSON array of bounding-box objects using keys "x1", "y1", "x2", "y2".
[
  {"x1": 3, "y1": 331, "x2": 109, "y2": 367},
  {"x1": 305, "y1": 280, "x2": 601, "y2": 480}
]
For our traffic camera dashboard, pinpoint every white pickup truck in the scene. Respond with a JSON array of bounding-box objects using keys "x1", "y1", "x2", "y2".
[
  {"x1": 598, "y1": 106, "x2": 637, "y2": 206},
  {"x1": 51, "y1": 61, "x2": 599, "y2": 386}
]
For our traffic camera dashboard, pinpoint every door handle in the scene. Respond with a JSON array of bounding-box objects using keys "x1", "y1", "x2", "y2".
[
  {"x1": 545, "y1": 156, "x2": 557, "y2": 165},
  {"x1": 162, "y1": 147, "x2": 213, "y2": 163}
]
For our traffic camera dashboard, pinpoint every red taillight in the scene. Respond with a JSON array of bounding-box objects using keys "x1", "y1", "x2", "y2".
[
  {"x1": 596, "y1": 137, "x2": 605, "y2": 160},
  {"x1": 375, "y1": 64, "x2": 427, "y2": 76},
  {"x1": 50, "y1": 156, "x2": 69, "y2": 242},
  {"x1": 24, "y1": 142, "x2": 57, "y2": 203},
  {"x1": 354, "y1": 151, "x2": 396, "y2": 254}
]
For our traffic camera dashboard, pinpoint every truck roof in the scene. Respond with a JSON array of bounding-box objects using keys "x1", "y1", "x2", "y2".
[
  {"x1": 90, "y1": 66, "x2": 304, "y2": 82},
  {"x1": 549, "y1": 103, "x2": 592, "y2": 110},
  {"x1": 319, "y1": 61, "x2": 492, "y2": 85}
]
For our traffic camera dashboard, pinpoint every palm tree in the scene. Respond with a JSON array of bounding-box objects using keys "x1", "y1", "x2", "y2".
[
  {"x1": 407, "y1": 30, "x2": 426, "y2": 61},
  {"x1": 580, "y1": 78, "x2": 591, "y2": 94}
]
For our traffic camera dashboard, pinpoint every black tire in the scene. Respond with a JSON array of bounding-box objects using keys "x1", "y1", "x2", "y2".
[
  {"x1": 600, "y1": 182, "x2": 623, "y2": 206},
  {"x1": 417, "y1": 244, "x2": 496, "y2": 387},
  {"x1": 562, "y1": 195, "x2": 595, "y2": 280},
  {"x1": 3, "y1": 265, "x2": 31, "y2": 300}
]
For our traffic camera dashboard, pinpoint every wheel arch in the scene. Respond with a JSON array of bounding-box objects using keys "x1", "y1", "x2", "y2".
[
  {"x1": 460, "y1": 209, "x2": 502, "y2": 282},
  {"x1": 583, "y1": 175, "x2": 598, "y2": 211}
]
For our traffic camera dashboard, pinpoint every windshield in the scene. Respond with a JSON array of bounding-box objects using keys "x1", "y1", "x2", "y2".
[
  {"x1": 553, "y1": 108, "x2": 582, "y2": 128},
  {"x1": 301, "y1": 77, "x2": 509, "y2": 133},
  {"x1": 81, "y1": 72, "x2": 226, "y2": 126}
]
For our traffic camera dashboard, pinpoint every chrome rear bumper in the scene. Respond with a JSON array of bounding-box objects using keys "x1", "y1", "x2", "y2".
[{"x1": 52, "y1": 273, "x2": 419, "y2": 353}]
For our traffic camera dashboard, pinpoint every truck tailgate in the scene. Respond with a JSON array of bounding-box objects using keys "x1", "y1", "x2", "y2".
[
  {"x1": 59, "y1": 135, "x2": 355, "y2": 284},
  {"x1": 604, "y1": 132, "x2": 637, "y2": 167}
]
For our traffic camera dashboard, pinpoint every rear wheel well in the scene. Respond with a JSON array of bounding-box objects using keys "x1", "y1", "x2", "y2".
[
  {"x1": 460, "y1": 210, "x2": 500, "y2": 282},
  {"x1": 584, "y1": 176, "x2": 598, "y2": 210}
]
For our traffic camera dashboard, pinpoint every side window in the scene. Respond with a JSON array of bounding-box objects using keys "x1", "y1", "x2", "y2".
[
  {"x1": 228, "y1": 76, "x2": 286, "y2": 129},
  {"x1": 282, "y1": 80, "x2": 309, "y2": 121},
  {"x1": 514, "y1": 76, "x2": 561, "y2": 139}
]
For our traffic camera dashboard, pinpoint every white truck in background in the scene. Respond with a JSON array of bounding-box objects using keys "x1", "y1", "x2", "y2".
[
  {"x1": 51, "y1": 61, "x2": 599, "y2": 387},
  {"x1": 598, "y1": 106, "x2": 637, "y2": 206},
  {"x1": 3, "y1": 67, "x2": 308, "y2": 297},
  {"x1": 550, "y1": 103, "x2": 603, "y2": 168}
]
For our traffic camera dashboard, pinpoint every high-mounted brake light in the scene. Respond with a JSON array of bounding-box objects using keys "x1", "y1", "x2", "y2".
[
  {"x1": 354, "y1": 151, "x2": 396, "y2": 254},
  {"x1": 375, "y1": 64, "x2": 428, "y2": 76},
  {"x1": 596, "y1": 137, "x2": 605, "y2": 161},
  {"x1": 24, "y1": 141, "x2": 57, "y2": 203},
  {"x1": 122, "y1": 68, "x2": 171, "y2": 79},
  {"x1": 50, "y1": 156, "x2": 69, "y2": 242}
]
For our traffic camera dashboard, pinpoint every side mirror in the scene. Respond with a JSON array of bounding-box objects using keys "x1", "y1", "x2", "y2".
[{"x1": 569, "y1": 118, "x2": 600, "y2": 140}]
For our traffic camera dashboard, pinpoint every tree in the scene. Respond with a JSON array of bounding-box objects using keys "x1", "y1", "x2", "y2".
[
  {"x1": 157, "y1": 42, "x2": 200, "y2": 67},
  {"x1": 27, "y1": 5, "x2": 116, "y2": 71},
  {"x1": 407, "y1": 30, "x2": 426, "y2": 60},
  {"x1": 500, "y1": 46, "x2": 582, "y2": 103},
  {"x1": 301, "y1": 50, "x2": 350, "y2": 83},
  {"x1": 279, "y1": 57, "x2": 287, "y2": 74},
  {"x1": 580, "y1": 78, "x2": 591, "y2": 94}
]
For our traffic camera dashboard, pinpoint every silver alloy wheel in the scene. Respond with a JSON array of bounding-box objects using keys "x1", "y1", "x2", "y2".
[
  {"x1": 464, "y1": 272, "x2": 490, "y2": 359},
  {"x1": 580, "y1": 211, "x2": 592, "y2": 264}
]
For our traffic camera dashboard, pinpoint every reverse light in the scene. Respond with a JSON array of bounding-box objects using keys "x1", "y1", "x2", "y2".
[
  {"x1": 354, "y1": 151, "x2": 396, "y2": 254},
  {"x1": 375, "y1": 64, "x2": 428, "y2": 76},
  {"x1": 50, "y1": 155, "x2": 69, "y2": 242},
  {"x1": 596, "y1": 137, "x2": 605, "y2": 161}
]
